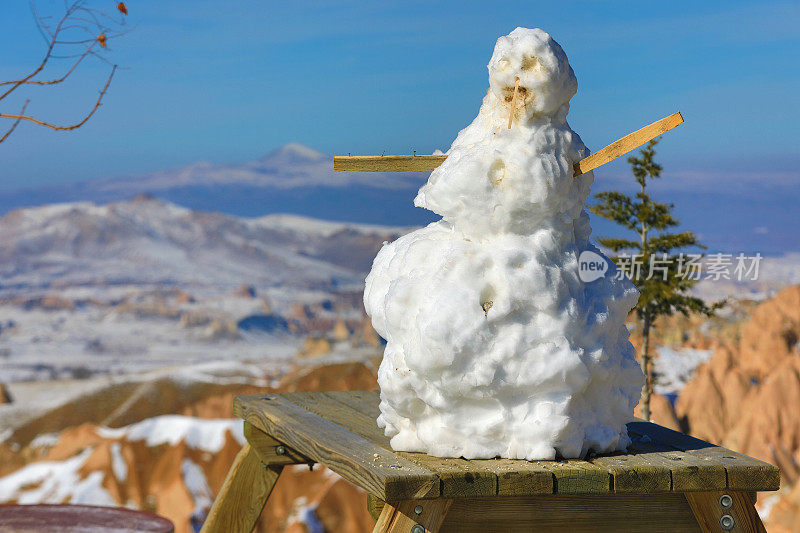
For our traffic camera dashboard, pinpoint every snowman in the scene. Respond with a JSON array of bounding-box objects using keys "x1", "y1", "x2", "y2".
[{"x1": 363, "y1": 27, "x2": 644, "y2": 460}]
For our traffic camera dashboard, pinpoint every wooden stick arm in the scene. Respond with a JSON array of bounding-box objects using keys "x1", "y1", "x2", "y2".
[
  {"x1": 573, "y1": 111, "x2": 683, "y2": 177},
  {"x1": 334, "y1": 111, "x2": 683, "y2": 177},
  {"x1": 334, "y1": 154, "x2": 447, "y2": 173}
]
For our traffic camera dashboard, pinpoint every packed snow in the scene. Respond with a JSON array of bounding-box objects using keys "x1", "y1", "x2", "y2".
[{"x1": 365, "y1": 28, "x2": 644, "y2": 460}]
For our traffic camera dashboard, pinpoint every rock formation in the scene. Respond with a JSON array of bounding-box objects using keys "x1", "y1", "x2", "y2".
[
  {"x1": 0, "y1": 361, "x2": 379, "y2": 533},
  {"x1": 0, "y1": 383, "x2": 12, "y2": 405},
  {"x1": 672, "y1": 285, "x2": 800, "y2": 528}
]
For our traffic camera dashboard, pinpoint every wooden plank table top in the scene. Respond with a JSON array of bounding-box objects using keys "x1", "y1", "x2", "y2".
[{"x1": 233, "y1": 390, "x2": 779, "y2": 502}]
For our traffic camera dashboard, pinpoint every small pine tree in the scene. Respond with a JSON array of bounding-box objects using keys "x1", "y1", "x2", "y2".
[{"x1": 589, "y1": 138, "x2": 722, "y2": 420}]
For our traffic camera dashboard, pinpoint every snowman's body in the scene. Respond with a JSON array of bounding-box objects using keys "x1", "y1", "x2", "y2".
[{"x1": 364, "y1": 28, "x2": 644, "y2": 460}]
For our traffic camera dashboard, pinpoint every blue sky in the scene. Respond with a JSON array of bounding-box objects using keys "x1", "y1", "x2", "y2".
[{"x1": 0, "y1": 0, "x2": 798, "y2": 190}]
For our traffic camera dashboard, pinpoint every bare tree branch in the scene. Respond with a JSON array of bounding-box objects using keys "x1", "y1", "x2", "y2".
[
  {"x1": 0, "y1": 1, "x2": 128, "y2": 145},
  {"x1": 0, "y1": 65, "x2": 116, "y2": 132},
  {"x1": 0, "y1": 101, "x2": 30, "y2": 144},
  {"x1": 0, "y1": 41, "x2": 97, "y2": 88}
]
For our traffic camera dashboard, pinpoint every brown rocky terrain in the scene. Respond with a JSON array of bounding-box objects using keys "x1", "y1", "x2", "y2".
[
  {"x1": 613, "y1": 286, "x2": 799, "y2": 529},
  {"x1": 3, "y1": 285, "x2": 799, "y2": 531},
  {"x1": 0, "y1": 360, "x2": 379, "y2": 533},
  {"x1": 634, "y1": 393, "x2": 680, "y2": 431},
  {"x1": 0, "y1": 383, "x2": 11, "y2": 405},
  {"x1": 670, "y1": 285, "x2": 800, "y2": 531}
]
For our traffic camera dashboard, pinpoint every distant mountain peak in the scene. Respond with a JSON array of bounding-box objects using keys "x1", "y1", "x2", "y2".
[
  {"x1": 0, "y1": 142, "x2": 431, "y2": 226},
  {"x1": 130, "y1": 192, "x2": 159, "y2": 203},
  {"x1": 264, "y1": 143, "x2": 327, "y2": 162}
]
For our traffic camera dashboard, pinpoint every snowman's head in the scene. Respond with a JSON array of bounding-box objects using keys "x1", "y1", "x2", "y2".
[{"x1": 488, "y1": 28, "x2": 577, "y2": 121}]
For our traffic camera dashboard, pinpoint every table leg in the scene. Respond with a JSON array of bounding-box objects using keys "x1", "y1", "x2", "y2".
[
  {"x1": 373, "y1": 498, "x2": 453, "y2": 533},
  {"x1": 200, "y1": 443, "x2": 283, "y2": 533},
  {"x1": 685, "y1": 491, "x2": 766, "y2": 533}
]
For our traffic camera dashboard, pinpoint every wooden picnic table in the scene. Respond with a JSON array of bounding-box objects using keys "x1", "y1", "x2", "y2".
[{"x1": 201, "y1": 390, "x2": 779, "y2": 532}]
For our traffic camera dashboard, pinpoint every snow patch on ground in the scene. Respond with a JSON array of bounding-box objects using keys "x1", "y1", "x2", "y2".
[
  {"x1": 0, "y1": 302, "x2": 299, "y2": 384},
  {"x1": 654, "y1": 346, "x2": 714, "y2": 396},
  {"x1": 29, "y1": 433, "x2": 60, "y2": 449},
  {"x1": 251, "y1": 213, "x2": 410, "y2": 237},
  {"x1": 0, "y1": 356, "x2": 296, "y2": 442},
  {"x1": 287, "y1": 496, "x2": 325, "y2": 533},
  {"x1": 758, "y1": 493, "x2": 781, "y2": 521},
  {"x1": 96, "y1": 415, "x2": 245, "y2": 453},
  {"x1": 0, "y1": 447, "x2": 114, "y2": 506},
  {"x1": 110, "y1": 442, "x2": 127, "y2": 482},
  {"x1": 182, "y1": 458, "x2": 213, "y2": 516}
]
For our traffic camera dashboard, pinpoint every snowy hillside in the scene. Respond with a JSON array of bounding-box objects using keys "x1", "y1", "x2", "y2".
[
  {"x1": 0, "y1": 196, "x2": 395, "y2": 384},
  {"x1": 97, "y1": 143, "x2": 421, "y2": 192},
  {"x1": 0, "y1": 194, "x2": 405, "y2": 300},
  {"x1": 1, "y1": 142, "x2": 797, "y2": 253}
]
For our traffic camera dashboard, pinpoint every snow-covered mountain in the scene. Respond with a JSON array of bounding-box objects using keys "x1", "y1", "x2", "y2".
[
  {"x1": 99, "y1": 143, "x2": 420, "y2": 191},
  {"x1": 0, "y1": 143, "x2": 437, "y2": 226},
  {"x1": 1, "y1": 142, "x2": 798, "y2": 253},
  {"x1": 0, "y1": 196, "x2": 398, "y2": 384},
  {"x1": 0, "y1": 195, "x2": 407, "y2": 298}
]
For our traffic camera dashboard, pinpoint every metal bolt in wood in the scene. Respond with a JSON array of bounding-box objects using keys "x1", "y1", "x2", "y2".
[
  {"x1": 414, "y1": 505, "x2": 423, "y2": 515},
  {"x1": 275, "y1": 445, "x2": 286, "y2": 455},
  {"x1": 720, "y1": 514, "x2": 734, "y2": 530},
  {"x1": 719, "y1": 494, "x2": 732, "y2": 509},
  {"x1": 411, "y1": 525, "x2": 425, "y2": 533}
]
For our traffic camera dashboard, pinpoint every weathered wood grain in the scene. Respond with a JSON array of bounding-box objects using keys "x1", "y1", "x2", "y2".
[
  {"x1": 589, "y1": 451, "x2": 671, "y2": 493},
  {"x1": 233, "y1": 391, "x2": 777, "y2": 506},
  {"x1": 367, "y1": 494, "x2": 385, "y2": 522},
  {"x1": 199, "y1": 443, "x2": 281, "y2": 533},
  {"x1": 373, "y1": 498, "x2": 453, "y2": 533},
  {"x1": 284, "y1": 391, "x2": 496, "y2": 498},
  {"x1": 628, "y1": 421, "x2": 780, "y2": 492},
  {"x1": 243, "y1": 421, "x2": 310, "y2": 466},
  {"x1": 685, "y1": 491, "x2": 767, "y2": 533},
  {"x1": 626, "y1": 428, "x2": 727, "y2": 492},
  {"x1": 439, "y1": 493, "x2": 701, "y2": 533},
  {"x1": 234, "y1": 394, "x2": 440, "y2": 500},
  {"x1": 471, "y1": 457, "x2": 554, "y2": 495},
  {"x1": 330, "y1": 391, "x2": 646, "y2": 495},
  {"x1": 326, "y1": 389, "x2": 381, "y2": 415},
  {"x1": 534, "y1": 459, "x2": 611, "y2": 494},
  {"x1": 328, "y1": 390, "x2": 554, "y2": 496}
]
